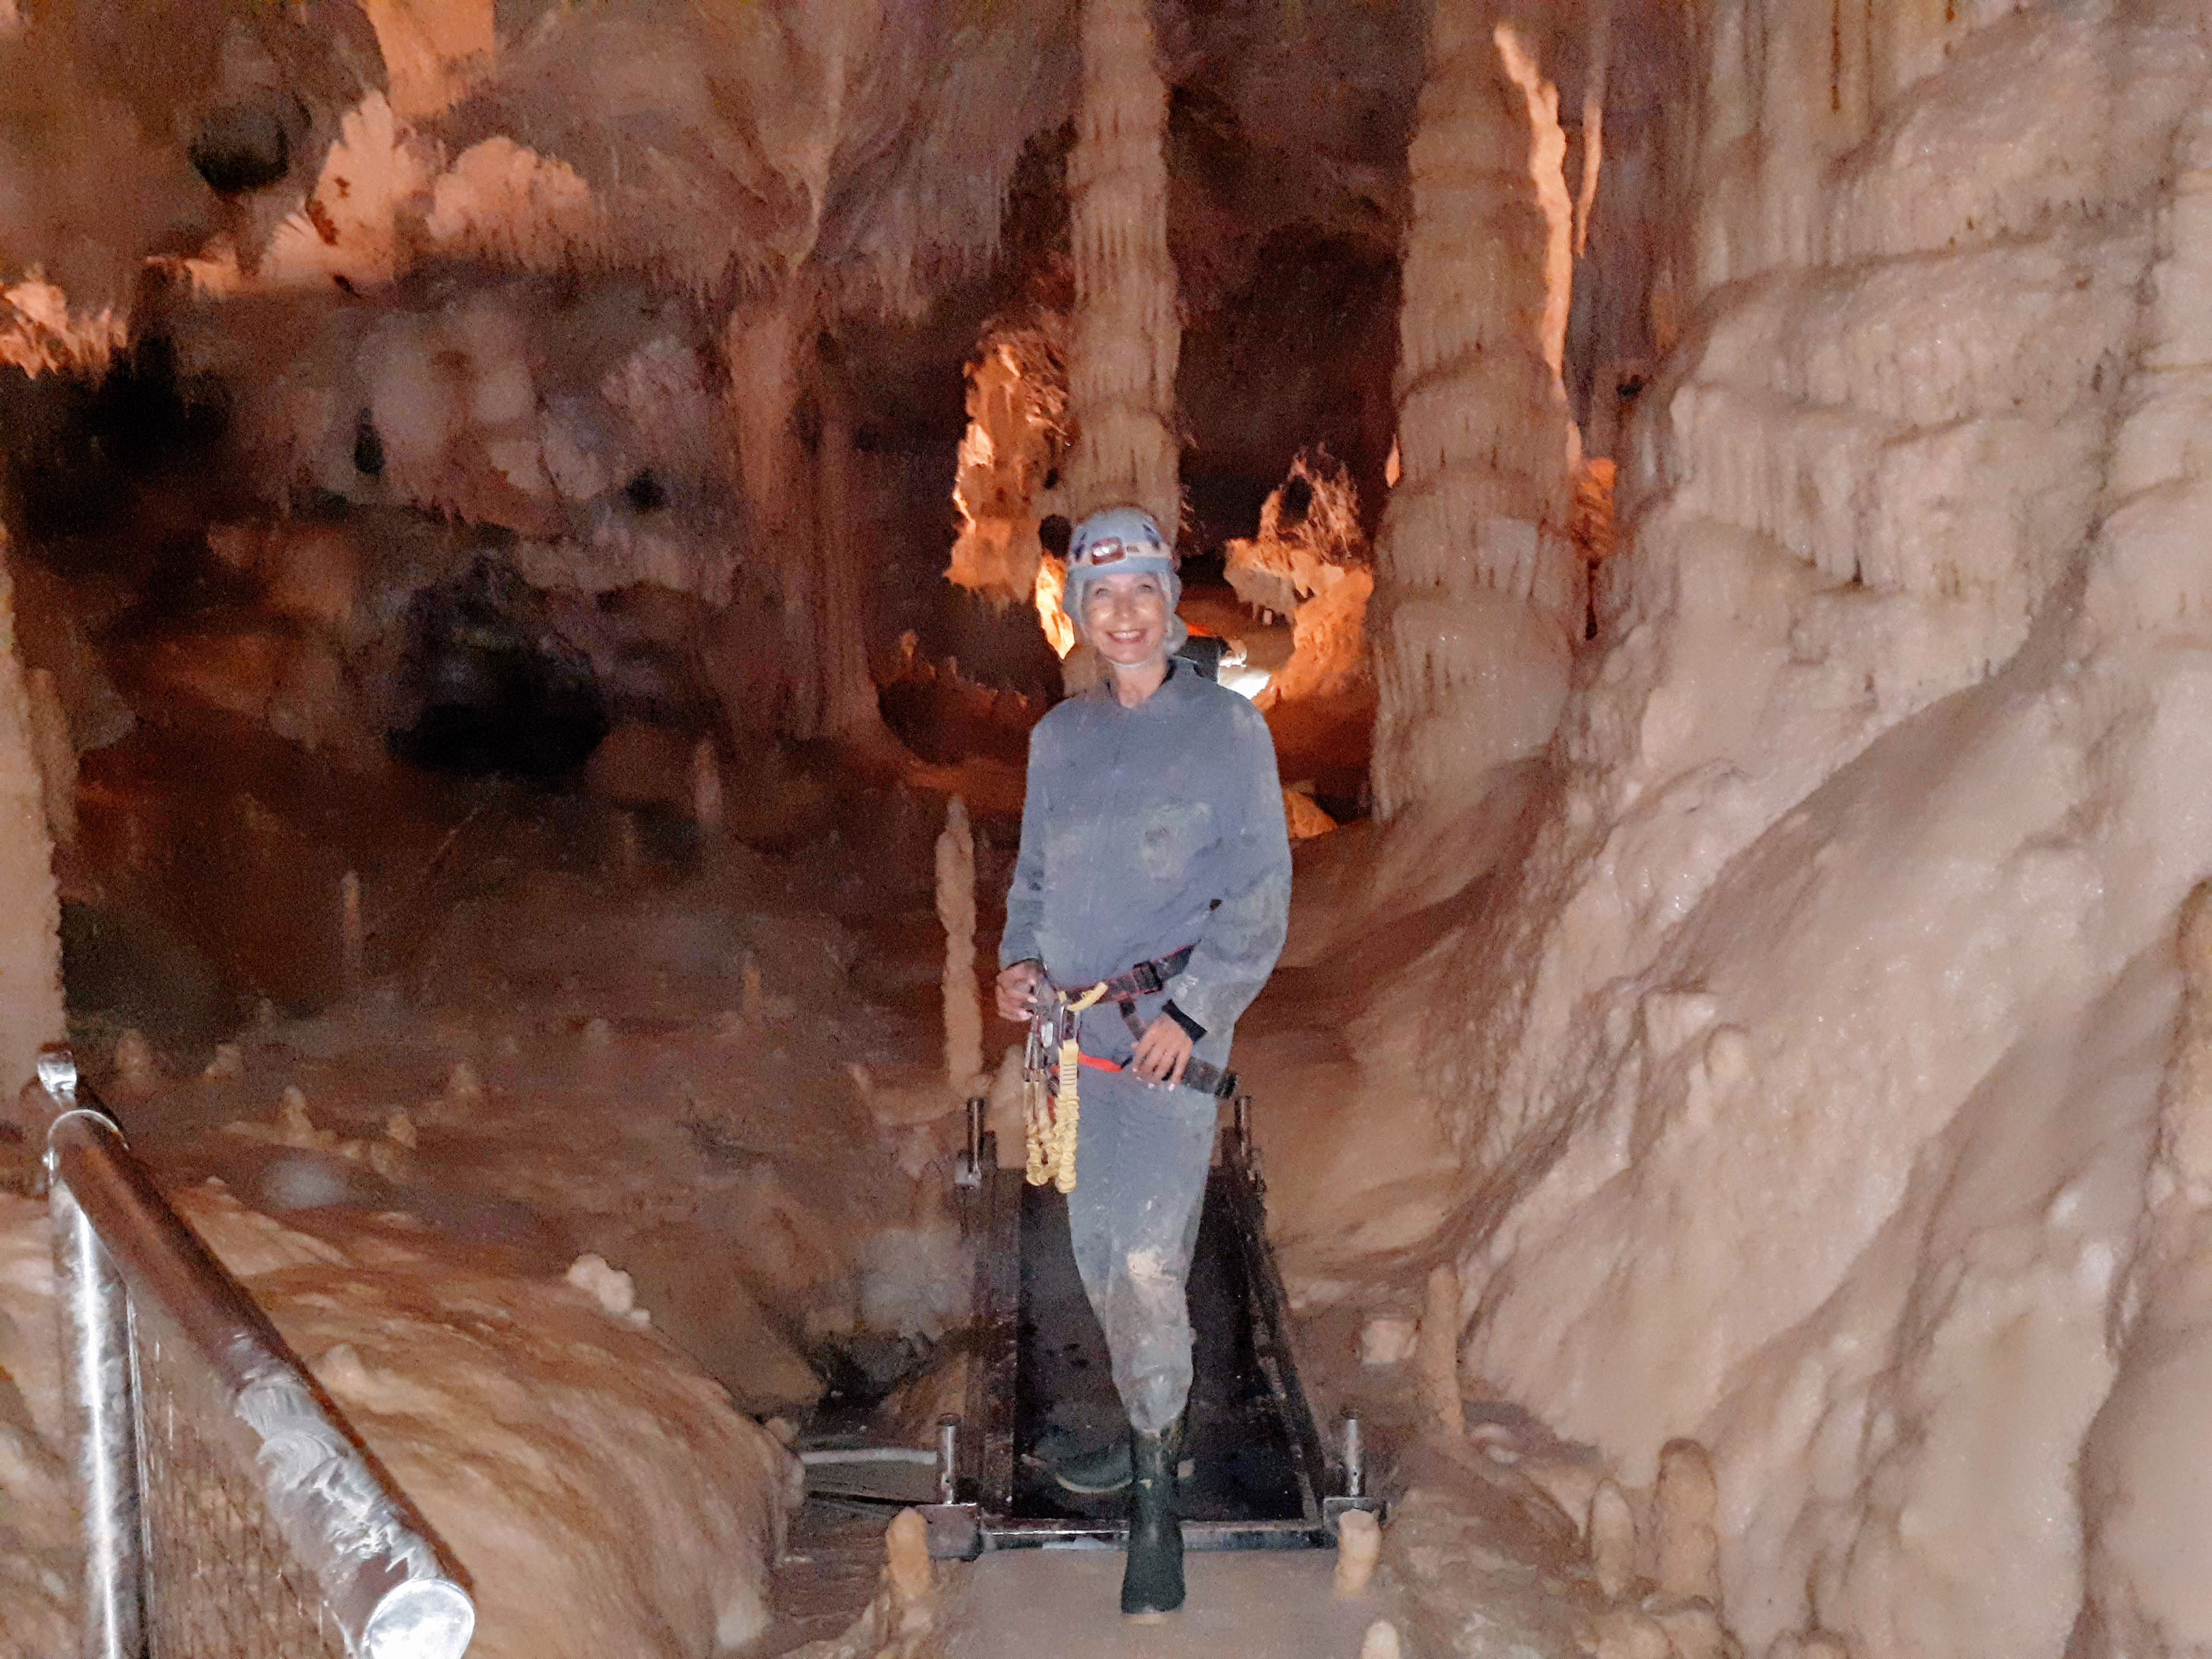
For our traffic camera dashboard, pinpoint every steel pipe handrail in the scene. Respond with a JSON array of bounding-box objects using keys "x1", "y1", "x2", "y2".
[{"x1": 43, "y1": 1056, "x2": 475, "y2": 1659}]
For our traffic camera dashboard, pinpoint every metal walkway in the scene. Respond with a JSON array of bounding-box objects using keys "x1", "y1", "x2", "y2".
[{"x1": 922, "y1": 1107, "x2": 1371, "y2": 1558}]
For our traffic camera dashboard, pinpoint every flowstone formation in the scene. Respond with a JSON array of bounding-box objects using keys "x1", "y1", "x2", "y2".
[{"x1": 1341, "y1": 6, "x2": 2212, "y2": 1659}]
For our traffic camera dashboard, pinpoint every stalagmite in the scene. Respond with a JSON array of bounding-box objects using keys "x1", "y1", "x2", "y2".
[
  {"x1": 278, "y1": 1084, "x2": 318, "y2": 1142},
  {"x1": 1419, "y1": 1263, "x2": 1467, "y2": 1439},
  {"x1": 1334, "y1": 1507, "x2": 1382, "y2": 1598},
  {"x1": 936, "y1": 796, "x2": 983, "y2": 1097},
  {"x1": 0, "y1": 544, "x2": 63, "y2": 1096},
  {"x1": 226, "y1": 1083, "x2": 343, "y2": 1153},
  {"x1": 340, "y1": 869, "x2": 364, "y2": 989},
  {"x1": 692, "y1": 737, "x2": 724, "y2": 832},
  {"x1": 1061, "y1": 0, "x2": 1180, "y2": 534},
  {"x1": 743, "y1": 953, "x2": 766, "y2": 1029},
  {"x1": 1369, "y1": 1, "x2": 1585, "y2": 816},
  {"x1": 204, "y1": 1043, "x2": 245, "y2": 1081},
  {"x1": 785, "y1": 1505, "x2": 943, "y2": 1659},
  {"x1": 885, "y1": 1506, "x2": 932, "y2": 1606},
  {"x1": 1358, "y1": 1620, "x2": 1403, "y2": 1659},
  {"x1": 113, "y1": 1029, "x2": 157, "y2": 1095},
  {"x1": 1590, "y1": 1478, "x2": 1637, "y2": 1599},
  {"x1": 1653, "y1": 1438, "x2": 1722, "y2": 1606}
]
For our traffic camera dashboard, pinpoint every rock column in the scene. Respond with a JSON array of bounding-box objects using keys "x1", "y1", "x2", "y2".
[
  {"x1": 1370, "y1": 2, "x2": 1584, "y2": 817},
  {"x1": 1060, "y1": 0, "x2": 1180, "y2": 535},
  {"x1": 723, "y1": 288, "x2": 825, "y2": 738}
]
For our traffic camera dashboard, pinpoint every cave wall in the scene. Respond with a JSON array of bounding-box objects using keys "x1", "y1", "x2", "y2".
[
  {"x1": 3, "y1": 0, "x2": 1092, "y2": 760},
  {"x1": 1352, "y1": 3, "x2": 2212, "y2": 1656}
]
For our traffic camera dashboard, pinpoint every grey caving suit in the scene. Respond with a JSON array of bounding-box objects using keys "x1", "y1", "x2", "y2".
[{"x1": 1000, "y1": 660, "x2": 1293, "y2": 1434}]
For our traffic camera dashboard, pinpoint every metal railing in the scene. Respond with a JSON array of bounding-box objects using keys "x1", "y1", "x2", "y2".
[{"x1": 39, "y1": 1049, "x2": 476, "y2": 1659}]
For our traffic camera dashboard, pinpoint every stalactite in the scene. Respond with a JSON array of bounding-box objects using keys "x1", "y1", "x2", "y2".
[
  {"x1": 1369, "y1": 1, "x2": 1584, "y2": 817},
  {"x1": 0, "y1": 538, "x2": 63, "y2": 1096},
  {"x1": 1061, "y1": 0, "x2": 1179, "y2": 534},
  {"x1": 936, "y1": 795, "x2": 984, "y2": 1097},
  {"x1": 1419, "y1": 1263, "x2": 1467, "y2": 1439}
]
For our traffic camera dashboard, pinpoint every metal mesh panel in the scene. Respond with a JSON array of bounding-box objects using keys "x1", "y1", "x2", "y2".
[{"x1": 134, "y1": 1318, "x2": 351, "y2": 1659}]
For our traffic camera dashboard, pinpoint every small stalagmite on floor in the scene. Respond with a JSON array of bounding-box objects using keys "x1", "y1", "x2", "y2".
[
  {"x1": 112, "y1": 1027, "x2": 159, "y2": 1096},
  {"x1": 787, "y1": 1507, "x2": 943, "y2": 1659},
  {"x1": 1652, "y1": 1438, "x2": 1721, "y2": 1607},
  {"x1": 340, "y1": 867, "x2": 364, "y2": 988},
  {"x1": 692, "y1": 735, "x2": 723, "y2": 832},
  {"x1": 1570, "y1": 1435, "x2": 1741, "y2": 1659},
  {"x1": 1419, "y1": 1263, "x2": 1467, "y2": 1440},
  {"x1": 937, "y1": 795, "x2": 984, "y2": 1098},
  {"x1": 1334, "y1": 1508, "x2": 1382, "y2": 1599},
  {"x1": 1588, "y1": 1478, "x2": 1635, "y2": 1600}
]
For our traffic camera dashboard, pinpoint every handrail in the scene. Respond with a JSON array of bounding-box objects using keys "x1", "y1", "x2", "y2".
[{"x1": 41, "y1": 1051, "x2": 475, "y2": 1659}]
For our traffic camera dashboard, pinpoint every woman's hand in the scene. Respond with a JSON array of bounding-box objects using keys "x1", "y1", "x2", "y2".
[
  {"x1": 996, "y1": 961, "x2": 1044, "y2": 1024},
  {"x1": 1130, "y1": 1014, "x2": 1194, "y2": 1087}
]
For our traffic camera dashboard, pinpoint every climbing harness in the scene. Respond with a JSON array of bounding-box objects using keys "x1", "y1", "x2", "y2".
[{"x1": 1022, "y1": 948, "x2": 1241, "y2": 1194}]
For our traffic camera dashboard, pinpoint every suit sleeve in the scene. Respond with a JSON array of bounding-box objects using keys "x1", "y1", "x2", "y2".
[
  {"x1": 1161, "y1": 701, "x2": 1291, "y2": 1035},
  {"x1": 1000, "y1": 723, "x2": 1050, "y2": 970}
]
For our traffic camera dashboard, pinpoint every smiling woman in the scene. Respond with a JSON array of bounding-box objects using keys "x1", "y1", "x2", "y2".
[
  {"x1": 994, "y1": 503, "x2": 1292, "y2": 1620},
  {"x1": 1080, "y1": 572, "x2": 1170, "y2": 686}
]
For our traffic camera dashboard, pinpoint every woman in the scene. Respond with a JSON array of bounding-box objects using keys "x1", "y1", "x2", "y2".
[{"x1": 995, "y1": 505, "x2": 1292, "y2": 1619}]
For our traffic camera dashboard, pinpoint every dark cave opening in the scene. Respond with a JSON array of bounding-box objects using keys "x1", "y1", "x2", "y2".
[{"x1": 389, "y1": 562, "x2": 611, "y2": 779}]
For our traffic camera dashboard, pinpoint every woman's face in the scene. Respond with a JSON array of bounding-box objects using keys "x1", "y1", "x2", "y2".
[{"x1": 1081, "y1": 571, "x2": 1171, "y2": 667}]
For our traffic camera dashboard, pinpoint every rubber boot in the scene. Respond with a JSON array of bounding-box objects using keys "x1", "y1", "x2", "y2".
[
  {"x1": 1051, "y1": 1434, "x2": 1132, "y2": 1495},
  {"x1": 1051, "y1": 1413, "x2": 1186, "y2": 1496},
  {"x1": 1120, "y1": 1430, "x2": 1185, "y2": 1619}
]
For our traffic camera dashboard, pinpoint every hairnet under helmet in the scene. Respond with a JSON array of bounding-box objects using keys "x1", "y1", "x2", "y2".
[{"x1": 1062, "y1": 506, "x2": 1186, "y2": 650}]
